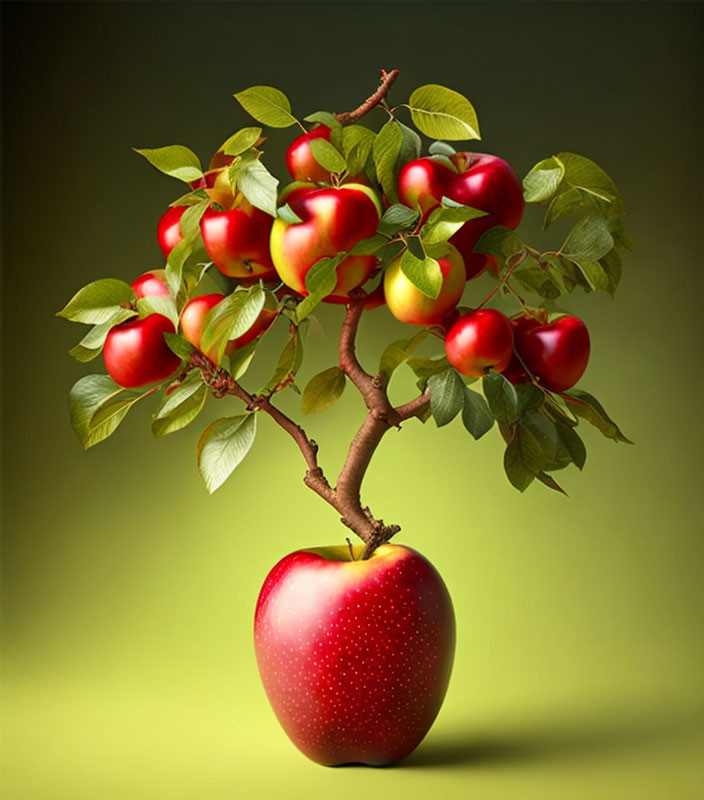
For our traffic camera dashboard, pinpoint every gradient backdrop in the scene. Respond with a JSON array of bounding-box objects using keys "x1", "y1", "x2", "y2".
[{"x1": 2, "y1": 2, "x2": 703, "y2": 798}]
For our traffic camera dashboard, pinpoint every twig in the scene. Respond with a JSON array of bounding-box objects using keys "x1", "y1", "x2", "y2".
[{"x1": 334, "y1": 69, "x2": 400, "y2": 126}]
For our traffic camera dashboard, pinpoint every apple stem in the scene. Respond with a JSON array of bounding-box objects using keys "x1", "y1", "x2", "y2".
[{"x1": 334, "y1": 69, "x2": 400, "y2": 126}]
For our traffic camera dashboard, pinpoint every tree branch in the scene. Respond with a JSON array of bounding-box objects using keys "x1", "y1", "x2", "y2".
[{"x1": 334, "y1": 68, "x2": 400, "y2": 126}]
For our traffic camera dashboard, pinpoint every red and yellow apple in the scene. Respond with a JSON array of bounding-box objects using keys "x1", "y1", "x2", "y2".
[
  {"x1": 201, "y1": 199, "x2": 277, "y2": 280},
  {"x1": 270, "y1": 182, "x2": 382, "y2": 303},
  {"x1": 383, "y1": 244, "x2": 465, "y2": 326},
  {"x1": 444, "y1": 308, "x2": 514, "y2": 376},
  {"x1": 398, "y1": 153, "x2": 524, "y2": 279},
  {"x1": 285, "y1": 125, "x2": 332, "y2": 183},
  {"x1": 103, "y1": 314, "x2": 181, "y2": 388},
  {"x1": 157, "y1": 206, "x2": 186, "y2": 259},
  {"x1": 255, "y1": 543, "x2": 455, "y2": 766}
]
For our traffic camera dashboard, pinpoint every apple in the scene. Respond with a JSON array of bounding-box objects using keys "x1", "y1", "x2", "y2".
[
  {"x1": 180, "y1": 293, "x2": 277, "y2": 362},
  {"x1": 254, "y1": 543, "x2": 455, "y2": 766},
  {"x1": 286, "y1": 125, "x2": 333, "y2": 183},
  {"x1": 398, "y1": 153, "x2": 524, "y2": 279},
  {"x1": 103, "y1": 314, "x2": 181, "y2": 388},
  {"x1": 514, "y1": 315, "x2": 590, "y2": 392},
  {"x1": 157, "y1": 206, "x2": 186, "y2": 259},
  {"x1": 201, "y1": 200, "x2": 277, "y2": 280},
  {"x1": 383, "y1": 244, "x2": 465, "y2": 326},
  {"x1": 190, "y1": 167, "x2": 236, "y2": 210},
  {"x1": 444, "y1": 309, "x2": 514, "y2": 377},
  {"x1": 131, "y1": 269, "x2": 170, "y2": 299},
  {"x1": 270, "y1": 182, "x2": 382, "y2": 302}
]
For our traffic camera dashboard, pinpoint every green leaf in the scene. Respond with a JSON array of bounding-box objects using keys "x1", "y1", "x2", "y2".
[
  {"x1": 295, "y1": 255, "x2": 344, "y2": 322},
  {"x1": 536, "y1": 471, "x2": 568, "y2": 495},
  {"x1": 348, "y1": 233, "x2": 387, "y2": 256},
  {"x1": 379, "y1": 329, "x2": 429, "y2": 377},
  {"x1": 462, "y1": 387, "x2": 494, "y2": 440},
  {"x1": 165, "y1": 239, "x2": 194, "y2": 298},
  {"x1": 57, "y1": 279, "x2": 135, "y2": 325},
  {"x1": 201, "y1": 286, "x2": 266, "y2": 366},
  {"x1": 483, "y1": 371, "x2": 519, "y2": 424},
  {"x1": 262, "y1": 328, "x2": 302, "y2": 393},
  {"x1": 562, "y1": 215, "x2": 614, "y2": 263},
  {"x1": 277, "y1": 203, "x2": 303, "y2": 225},
  {"x1": 151, "y1": 372, "x2": 207, "y2": 437},
  {"x1": 555, "y1": 419, "x2": 587, "y2": 469},
  {"x1": 304, "y1": 111, "x2": 342, "y2": 129},
  {"x1": 521, "y1": 409, "x2": 559, "y2": 461},
  {"x1": 136, "y1": 295, "x2": 179, "y2": 328},
  {"x1": 69, "y1": 375, "x2": 140, "y2": 451},
  {"x1": 68, "y1": 309, "x2": 136, "y2": 362},
  {"x1": 408, "y1": 355, "x2": 452, "y2": 389},
  {"x1": 89, "y1": 388, "x2": 149, "y2": 429},
  {"x1": 340, "y1": 125, "x2": 376, "y2": 176},
  {"x1": 407, "y1": 84, "x2": 480, "y2": 140},
  {"x1": 221, "y1": 127, "x2": 263, "y2": 156},
  {"x1": 394, "y1": 121, "x2": 422, "y2": 173},
  {"x1": 563, "y1": 390, "x2": 633, "y2": 443},
  {"x1": 504, "y1": 439, "x2": 535, "y2": 492},
  {"x1": 373, "y1": 120, "x2": 404, "y2": 200},
  {"x1": 544, "y1": 187, "x2": 591, "y2": 228},
  {"x1": 378, "y1": 203, "x2": 419, "y2": 235},
  {"x1": 474, "y1": 226, "x2": 523, "y2": 258},
  {"x1": 235, "y1": 160, "x2": 279, "y2": 217},
  {"x1": 599, "y1": 249, "x2": 622, "y2": 296},
  {"x1": 301, "y1": 367, "x2": 346, "y2": 414},
  {"x1": 233, "y1": 86, "x2": 297, "y2": 128},
  {"x1": 163, "y1": 332, "x2": 196, "y2": 360},
  {"x1": 515, "y1": 383, "x2": 544, "y2": 413},
  {"x1": 523, "y1": 157, "x2": 565, "y2": 203},
  {"x1": 556, "y1": 152, "x2": 623, "y2": 208},
  {"x1": 516, "y1": 423, "x2": 547, "y2": 475},
  {"x1": 428, "y1": 369, "x2": 465, "y2": 427},
  {"x1": 133, "y1": 145, "x2": 203, "y2": 183},
  {"x1": 227, "y1": 339, "x2": 258, "y2": 380},
  {"x1": 429, "y1": 141, "x2": 456, "y2": 156},
  {"x1": 400, "y1": 249, "x2": 442, "y2": 299},
  {"x1": 421, "y1": 204, "x2": 487, "y2": 245},
  {"x1": 309, "y1": 138, "x2": 346, "y2": 174},
  {"x1": 197, "y1": 414, "x2": 257, "y2": 494}
]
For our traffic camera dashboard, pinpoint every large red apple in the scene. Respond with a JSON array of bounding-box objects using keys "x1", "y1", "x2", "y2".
[
  {"x1": 383, "y1": 244, "x2": 465, "y2": 326},
  {"x1": 286, "y1": 125, "x2": 332, "y2": 183},
  {"x1": 514, "y1": 315, "x2": 590, "y2": 392},
  {"x1": 270, "y1": 182, "x2": 382, "y2": 303},
  {"x1": 254, "y1": 543, "x2": 455, "y2": 766},
  {"x1": 445, "y1": 309, "x2": 514, "y2": 377},
  {"x1": 131, "y1": 269, "x2": 170, "y2": 299},
  {"x1": 201, "y1": 200, "x2": 277, "y2": 280},
  {"x1": 103, "y1": 314, "x2": 181, "y2": 388},
  {"x1": 398, "y1": 153, "x2": 524, "y2": 279}
]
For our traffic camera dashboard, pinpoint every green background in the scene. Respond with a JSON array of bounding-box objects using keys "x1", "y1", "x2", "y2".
[{"x1": 2, "y1": 2, "x2": 703, "y2": 798}]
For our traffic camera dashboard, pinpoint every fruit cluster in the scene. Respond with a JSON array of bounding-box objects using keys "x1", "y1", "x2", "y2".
[{"x1": 59, "y1": 73, "x2": 632, "y2": 498}]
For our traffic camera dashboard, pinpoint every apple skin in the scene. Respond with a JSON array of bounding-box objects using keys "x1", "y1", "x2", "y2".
[
  {"x1": 285, "y1": 125, "x2": 332, "y2": 183},
  {"x1": 103, "y1": 314, "x2": 181, "y2": 388},
  {"x1": 131, "y1": 269, "x2": 170, "y2": 299},
  {"x1": 383, "y1": 244, "x2": 465, "y2": 326},
  {"x1": 398, "y1": 153, "x2": 525, "y2": 279},
  {"x1": 270, "y1": 182, "x2": 382, "y2": 303},
  {"x1": 157, "y1": 206, "x2": 186, "y2": 259},
  {"x1": 514, "y1": 315, "x2": 590, "y2": 392},
  {"x1": 444, "y1": 309, "x2": 515, "y2": 377},
  {"x1": 201, "y1": 200, "x2": 277, "y2": 280},
  {"x1": 254, "y1": 543, "x2": 455, "y2": 767}
]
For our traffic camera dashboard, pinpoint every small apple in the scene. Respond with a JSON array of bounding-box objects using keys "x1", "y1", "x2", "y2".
[
  {"x1": 270, "y1": 182, "x2": 382, "y2": 302},
  {"x1": 444, "y1": 308, "x2": 514, "y2": 377},
  {"x1": 131, "y1": 269, "x2": 170, "y2": 299},
  {"x1": 255, "y1": 543, "x2": 455, "y2": 766},
  {"x1": 383, "y1": 244, "x2": 465, "y2": 326},
  {"x1": 157, "y1": 206, "x2": 186, "y2": 259},
  {"x1": 180, "y1": 293, "x2": 277, "y2": 362},
  {"x1": 103, "y1": 314, "x2": 181, "y2": 388},
  {"x1": 201, "y1": 199, "x2": 277, "y2": 280},
  {"x1": 398, "y1": 153, "x2": 524, "y2": 279},
  {"x1": 286, "y1": 125, "x2": 332, "y2": 183},
  {"x1": 514, "y1": 315, "x2": 590, "y2": 392}
]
